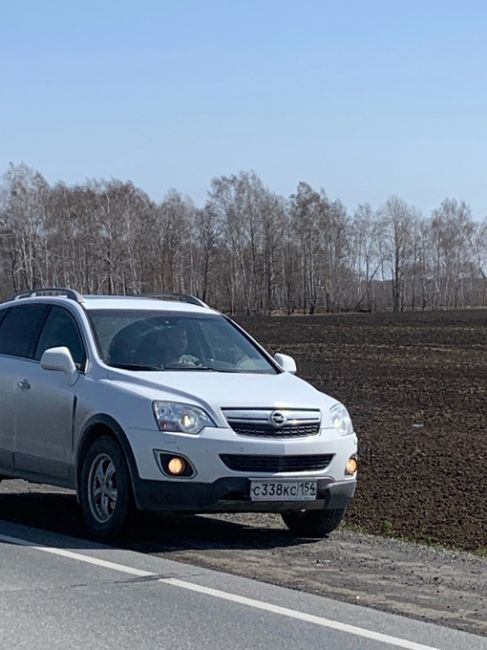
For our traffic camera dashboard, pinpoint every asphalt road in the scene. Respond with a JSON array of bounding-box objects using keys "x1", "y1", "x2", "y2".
[
  {"x1": 2, "y1": 480, "x2": 487, "y2": 636},
  {"x1": 0, "y1": 520, "x2": 485, "y2": 650}
]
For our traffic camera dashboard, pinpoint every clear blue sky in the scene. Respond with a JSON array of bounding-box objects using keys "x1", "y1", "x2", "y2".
[{"x1": 1, "y1": 0, "x2": 486, "y2": 217}]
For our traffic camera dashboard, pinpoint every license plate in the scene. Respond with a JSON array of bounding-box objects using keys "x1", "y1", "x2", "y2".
[{"x1": 250, "y1": 479, "x2": 318, "y2": 501}]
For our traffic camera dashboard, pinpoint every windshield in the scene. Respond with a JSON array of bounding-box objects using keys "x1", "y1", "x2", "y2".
[{"x1": 88, "y1": 310, "x2": 277, "y2": 374}]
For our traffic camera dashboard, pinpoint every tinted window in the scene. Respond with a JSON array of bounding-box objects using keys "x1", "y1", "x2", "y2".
[
  {"x1": 35, "y1": 306, "x2": 86, "y2": 369},
  {"x1": 0, "y1": 305, "x2": 48, "y2": 358}
]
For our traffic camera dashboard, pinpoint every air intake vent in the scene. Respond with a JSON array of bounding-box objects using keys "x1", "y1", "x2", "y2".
[{"x1": 220, "y1": 454, "x2": 334, "y2": 473}]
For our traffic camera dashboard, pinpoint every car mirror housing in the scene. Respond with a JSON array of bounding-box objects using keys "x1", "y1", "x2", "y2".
[
  {"x1": 274, "y1": 353, "x2": 297, "y2": 374},
  {"x1": 40, "y1": 346, "x2": 77, "y2": 376}
]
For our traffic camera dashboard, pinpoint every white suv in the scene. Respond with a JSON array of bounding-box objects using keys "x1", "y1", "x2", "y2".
[{"x1": 0, "y1": 288, "x2": 357, "y2": 539}]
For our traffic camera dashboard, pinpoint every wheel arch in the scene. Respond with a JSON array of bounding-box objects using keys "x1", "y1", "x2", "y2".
[{"x1": 76, "y1": 414, "x2": 139, "y2": 501}]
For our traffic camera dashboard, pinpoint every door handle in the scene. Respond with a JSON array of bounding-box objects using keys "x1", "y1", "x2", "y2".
[{"x1": 17, "y1": 379, "x2": 31, "y2": 391}]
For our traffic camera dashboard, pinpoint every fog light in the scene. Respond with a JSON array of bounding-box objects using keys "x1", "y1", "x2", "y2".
[
  {"x1": 345, "y1": 456, "x2": 358, "y2": 475},
  {"x1": 158, "y1": 452, "x2": 194, "y2": 477},
  {"x1": 167, "y1": 456, "x2": 186, "y2": 475}
]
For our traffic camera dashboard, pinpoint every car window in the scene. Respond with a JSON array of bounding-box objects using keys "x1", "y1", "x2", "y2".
[
  {"x1": 197, "y1": 317, "x2": 270, "y2": 371},
  {"x1": 88, "y1": 310, "x2": 276, "y2": 373},
  {"x1": 35, "y1": 306, "x2": 86, "y2": 369},
  {"x1": 0, "y1": 305, "x2": 48, "y2": 359}
]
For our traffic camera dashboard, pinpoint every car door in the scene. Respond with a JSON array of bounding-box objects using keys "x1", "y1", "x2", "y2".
[
  {"x1": 14, "y1": 305, "x2": 87, "y2": 482},
  {"x1": 0, "y1": 304, "x2": 49, "y2": 472}
]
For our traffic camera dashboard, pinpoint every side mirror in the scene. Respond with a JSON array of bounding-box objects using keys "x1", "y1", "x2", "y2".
[
  {"x1": 40, "y1": 347, "x2": 77, "y2": 375},
  {"x1": 274, "y1": 353, "x2": 297, "y2": 374}
]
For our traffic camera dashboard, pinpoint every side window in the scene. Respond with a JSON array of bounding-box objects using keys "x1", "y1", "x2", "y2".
[
  {"x1": 0, "y1": 305, "x2": 48, "y2": 359},
  {"x1": 35, "y1": 307, "x2": 86, "y2": 370}
]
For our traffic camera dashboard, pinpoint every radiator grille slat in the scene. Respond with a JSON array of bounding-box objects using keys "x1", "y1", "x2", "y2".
[{"x1": 229, "y1": 421, "x2": 320, "y2": 438}]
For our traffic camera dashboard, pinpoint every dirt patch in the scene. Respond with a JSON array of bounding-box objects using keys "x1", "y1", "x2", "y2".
[
  {"x1": 150, "y1": 514, "x2": 487, "y2": 637},
  {"x1": 237, "y1": 310, "x2": 487, "y2": 551}
]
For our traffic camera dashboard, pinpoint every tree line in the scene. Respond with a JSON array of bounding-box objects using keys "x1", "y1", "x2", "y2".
[{"x1": 1, "y1": 163, "x2": 486, "y2": 313}]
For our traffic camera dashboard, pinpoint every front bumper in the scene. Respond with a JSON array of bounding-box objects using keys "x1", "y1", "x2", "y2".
[
  {"x1": 133, "y1": 475, "x2": 356, "y2": 513},
  {"x1": 127, "y1": 426, "x2": 358, "y2": 483}
]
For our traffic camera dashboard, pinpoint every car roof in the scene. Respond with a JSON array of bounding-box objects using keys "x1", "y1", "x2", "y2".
[
  {"x1": 0, "y1": 294, "x2": 218, "y2": 315},
  {"x1": 83, "y1": 296, "x2": 216, "y2": 313}
]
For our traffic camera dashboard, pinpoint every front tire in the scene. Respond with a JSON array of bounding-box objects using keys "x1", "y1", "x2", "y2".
[
  {"x1": 282, "y1": 508, "x2": 346, "y2": 538},
  {"x1": 79, "y1": 435, "x2": 133, "y2": 540}
]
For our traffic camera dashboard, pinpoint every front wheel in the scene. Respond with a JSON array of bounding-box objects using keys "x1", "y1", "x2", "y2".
[
  {"x1": 282, "y1": 508, "x2": 346, "y2": 538},
  {"x1": 79, "y1": 435, "x2": 133, "y2": 540}
]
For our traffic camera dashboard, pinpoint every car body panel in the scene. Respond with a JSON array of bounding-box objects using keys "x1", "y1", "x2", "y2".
[{"x1": 14, "y1": 359, "x2": 79, "y2": 479}]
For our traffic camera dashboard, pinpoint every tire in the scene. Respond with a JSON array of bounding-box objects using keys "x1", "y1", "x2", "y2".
[
  {"x1": 282, "y1": 508, "x2": 346, "y2": 538},
  {"x1": 79, "y1": 435, "x2": 133, "y2": 541}
]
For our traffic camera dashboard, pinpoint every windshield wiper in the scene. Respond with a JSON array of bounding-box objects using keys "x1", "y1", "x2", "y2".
[
  {"x1": 110, "y1": 363, "x2": 163, "y2": 371},
  {"x1": 171, "y1": 367, "x2": 253, "y2": 373},
  {"x1": 165, "y1": 366, "x2": 219, "y2": 371}
]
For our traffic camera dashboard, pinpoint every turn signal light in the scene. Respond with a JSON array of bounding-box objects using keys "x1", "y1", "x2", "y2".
[
  {"x1": 167, "y1": 456, "x2": 187, "y2": 475},
  {"x1": 345, "y1": 456, "x2": 358, "y2": 475}
]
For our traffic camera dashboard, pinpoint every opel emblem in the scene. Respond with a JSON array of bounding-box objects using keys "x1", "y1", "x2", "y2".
[{"x1": 270, "y1": 411, "x2": 286, "y2": 427}]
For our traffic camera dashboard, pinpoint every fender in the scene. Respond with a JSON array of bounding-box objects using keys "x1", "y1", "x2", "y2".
[{"x1": 75, "y1": 414, "x2": 140, "y2": 499}]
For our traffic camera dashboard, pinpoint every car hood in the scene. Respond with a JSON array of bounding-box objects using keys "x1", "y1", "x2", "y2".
[{"x1": 108, "y1": 369, "x2": 339, "y2": 425}]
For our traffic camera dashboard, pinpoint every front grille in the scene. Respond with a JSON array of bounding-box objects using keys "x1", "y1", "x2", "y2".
[
  {"x1": 229, "y1": 421, "x2": 320, "y2": 438},
  {"x1": 223, "y1": 408, "x2": 321, "y2": 439},
  {"x1": 220, "y1": 454, "x2": 334, "y2": 473}
]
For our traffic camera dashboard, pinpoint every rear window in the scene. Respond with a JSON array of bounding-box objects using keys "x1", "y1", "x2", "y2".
[{"x1": 0, "y1": 305, "x2": 48, "y2": 359}]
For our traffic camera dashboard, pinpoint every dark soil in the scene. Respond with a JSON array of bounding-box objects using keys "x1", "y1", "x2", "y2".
[{"x1": 236, "y1": 309, "x2": 487, "y2": 551}]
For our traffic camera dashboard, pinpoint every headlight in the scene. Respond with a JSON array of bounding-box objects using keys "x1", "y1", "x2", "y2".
[
  {"x1": 153, "y1": 401, "x2": 216, "y2": 434},
  {"x1": 330, "y1": 403, "x2": 354, "y2": 436}
]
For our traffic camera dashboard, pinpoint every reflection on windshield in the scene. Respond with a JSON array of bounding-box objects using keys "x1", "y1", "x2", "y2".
[{"x1": 89, "y1": 310, "x2": 276, "y2": 374}]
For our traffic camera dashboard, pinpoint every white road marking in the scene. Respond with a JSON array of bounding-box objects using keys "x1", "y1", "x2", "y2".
[
  {"x1": 0, "y1": 530, "x2": 440, "y2": 650},
  {"x1": 0, "y1": 532, "x2": 152, "y2": 578},
  {"x1": 163, "y1": 578, "x2": 439, "y2": 650}
]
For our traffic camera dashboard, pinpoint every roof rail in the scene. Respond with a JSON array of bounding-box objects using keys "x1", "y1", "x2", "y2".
[
  {"x1": 142, "y1": 293, "x2": 209, "y2": 308},
  {"x1": 3, "y1": 287, "x2": 85, "y2": 304}
]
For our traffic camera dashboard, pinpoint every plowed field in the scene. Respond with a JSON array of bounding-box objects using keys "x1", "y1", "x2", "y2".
[{"x1": 237, "y1": 310, "x2": 487, "y2": 550}]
